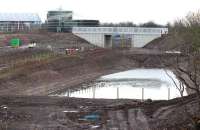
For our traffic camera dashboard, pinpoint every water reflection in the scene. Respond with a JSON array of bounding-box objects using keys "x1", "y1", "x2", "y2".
[{"x1": 61, "y1": 69, "x2": 187, "y2": 100}]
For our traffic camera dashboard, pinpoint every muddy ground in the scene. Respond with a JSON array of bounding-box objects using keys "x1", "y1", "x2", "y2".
[
  {"x1": 0, "y1": 33, "x2": 199, "y2": 130},
  {"x1": 0, "y1": 48, "x2": 197, "y2": 130},
  {"x1": 0, "y1": 95, "x2": 199, "y2": 130}
]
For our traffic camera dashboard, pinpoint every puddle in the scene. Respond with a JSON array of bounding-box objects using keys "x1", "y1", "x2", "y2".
[{"x1": 59, "y1": 69, "x2": 187, "y2": 100}]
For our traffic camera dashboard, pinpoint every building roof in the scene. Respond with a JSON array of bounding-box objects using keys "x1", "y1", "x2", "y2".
[{"x1": 0, "y1": 13, "x2": 41, "y2": 22}]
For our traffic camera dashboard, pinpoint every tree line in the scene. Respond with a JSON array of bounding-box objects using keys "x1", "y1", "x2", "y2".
[{"x1": 100, "y1": 21, "x2": 166, "y2": 28}]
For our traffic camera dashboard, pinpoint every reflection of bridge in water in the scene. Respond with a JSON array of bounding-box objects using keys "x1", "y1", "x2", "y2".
[
  {"x1": 57, "y1": 69, "x2": 185, "y2": 100},
  {"x1": 66, "y1": 78, "x2": 167, "y2": 93},
  {"x1": 96, "y1": 78, "x2": 165, "y2": 87},
  {"x1": 72, "y1": 27, "x2": 168, "y2": 48},
  {"x1": 64, "y1": 78, "x2": 173, "y2": 100}
]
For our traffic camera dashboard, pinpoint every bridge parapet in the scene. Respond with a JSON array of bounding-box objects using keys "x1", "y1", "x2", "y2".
[{"x1": 73, "y1": 27, "x2": 168, "y2": 35}]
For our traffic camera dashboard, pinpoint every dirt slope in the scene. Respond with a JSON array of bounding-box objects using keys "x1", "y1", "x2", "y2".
[
  {"x1": 0, "y1": 32, "x2": 94, "y2": 48},
  {"x1": 144, "y1": 34, "x2": 189, "y2": 51},
  {"x1": 0, "y1": 48, "x2": 182, "y2": 96}
]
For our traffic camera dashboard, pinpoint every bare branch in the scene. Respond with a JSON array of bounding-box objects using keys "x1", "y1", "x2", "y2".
[{"x1": 164, "y1": 69, "x2": 185, "y2": 97}]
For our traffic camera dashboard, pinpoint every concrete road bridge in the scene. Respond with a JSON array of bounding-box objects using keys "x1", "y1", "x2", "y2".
[{"x1": 72, "y1": 27, "x2": 168, "y2": 48}]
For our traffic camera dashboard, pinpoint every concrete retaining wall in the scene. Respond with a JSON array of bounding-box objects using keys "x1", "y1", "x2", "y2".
[{"x1": 73, "y1": 27, "x2": 168, "y2": 48}]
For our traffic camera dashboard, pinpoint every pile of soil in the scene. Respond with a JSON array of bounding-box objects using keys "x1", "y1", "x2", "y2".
[{"x1": 144, "y1": 34, "x2": 188, "y2": 51}]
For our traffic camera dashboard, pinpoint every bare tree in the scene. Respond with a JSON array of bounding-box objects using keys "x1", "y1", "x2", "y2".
[
  {"x1": 176, "y1": 54, "x2": 200, "y2": 98},
  {"x1": 164, "y1": 69, "x2": 185, "y2": 97},
  {"x1": 159, "y1": 10, "x2": 200, "y2": 129},
  {"x1": 161, "y1": 64, "x2": 200, "y2": 130}
]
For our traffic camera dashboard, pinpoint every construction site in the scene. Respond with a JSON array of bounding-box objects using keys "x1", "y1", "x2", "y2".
[{"x1": 0, "y1": 10, "x2": 200, "y2": 130}]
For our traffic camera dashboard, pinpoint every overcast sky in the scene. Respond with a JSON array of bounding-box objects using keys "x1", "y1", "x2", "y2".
[{"x1": 0, "y1": 0, "x2": 200, "y2": 24}]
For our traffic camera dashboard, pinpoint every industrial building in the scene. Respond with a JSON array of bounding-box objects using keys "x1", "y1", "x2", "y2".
[
  {"x1": 46, "y1": 10, "x2": 99, "y2": 32},
  {"x1": 0, "y1": 13, "x2": 41, "y2": 32}
]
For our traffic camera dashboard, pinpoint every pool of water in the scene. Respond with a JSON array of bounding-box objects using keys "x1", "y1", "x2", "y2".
[{"x1": 59, "y1": 69, "x2": 187, "y2": 100}]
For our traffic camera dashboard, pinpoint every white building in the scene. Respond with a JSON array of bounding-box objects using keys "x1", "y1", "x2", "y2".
[{"x1": 0, "y1": 13, "x2": 41, "y2": 32}]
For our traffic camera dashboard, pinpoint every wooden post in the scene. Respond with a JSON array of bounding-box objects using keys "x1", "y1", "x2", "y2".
[
  {"x1": 7, "y1": 23, "x2": 8, "y2": 32},
  {"x1": 168, "y1": 87, "x2": 170, "y2": 100},
  {"x1": 67, "y1": 90, "x2": 70, "y2": 97},
  {"x1": 92, "y1": 86, "x2": 96, "y2": 99},
  {"x1": 117, "y1": 87, "x2": 119, "y2": 99},
  {"x1": 142, "y1": 88, "x2": 144, "y2": 101},
  {"x1": 18, "y1": 21, "x2": 20, "y2": 30}
]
